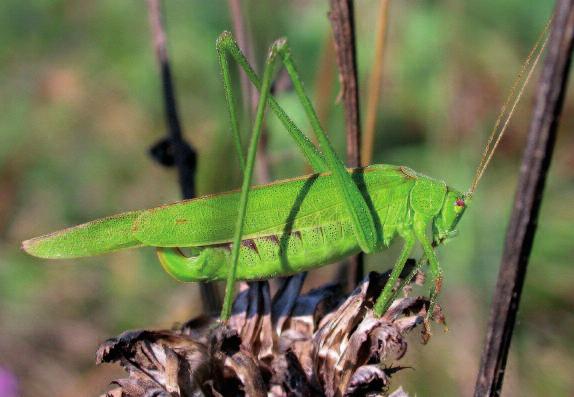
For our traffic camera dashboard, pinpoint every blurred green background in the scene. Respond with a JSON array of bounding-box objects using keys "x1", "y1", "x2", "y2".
[{"x1": 1, "y1": 0, "x2": 572, "y2": 396}]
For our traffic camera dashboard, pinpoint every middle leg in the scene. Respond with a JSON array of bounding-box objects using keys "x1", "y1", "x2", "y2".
[{"x1": 373, "y1": 229, "x2": 415, "y2": 317}]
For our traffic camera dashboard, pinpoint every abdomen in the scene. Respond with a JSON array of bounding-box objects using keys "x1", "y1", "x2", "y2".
[{"x1": 182, "y1": 219, "x2": 361, "y2": 282}]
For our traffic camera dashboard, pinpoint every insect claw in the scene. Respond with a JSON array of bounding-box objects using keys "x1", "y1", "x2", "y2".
[
  {"x1": 216, "y1": 31, "x2": 234, "y2": 47},
  {"x1": 273, "y1": 37, "x2": 288, "y2": 51}
]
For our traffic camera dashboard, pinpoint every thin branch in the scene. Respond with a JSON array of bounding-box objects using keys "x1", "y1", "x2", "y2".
[
  {"x1": 227, "y1": 0, "x2": 271, "y2": 184},
  {"x1": 227, "y1": 0, "x2": 259, "y2": 115},
  {"x1": 314, "y1": 35, "x2": 337, "y2": 127},
  {"x1": 303, "y1": 34, "x2": 337, "y2": 176},
  {"x1": 147, "y1": 0, "x2": 195, "y2": 198},
  {"x1": 147, "y1": 0, "x2": 221, "y2": 314},
  {"x1": 362, "y1": 0, "x2": 390, "y2": 166},
  {"x1": 473, "y1": 2, "x2": 574, "y2": 396},
  {"x1": 329, "y1": 0, "x2": 362, "y2": 168},
  {"x1": 328, "y1": 0, "x2": 364, "y2": 287}
]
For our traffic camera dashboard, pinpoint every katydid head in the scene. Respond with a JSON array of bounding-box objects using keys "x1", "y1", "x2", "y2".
[{"x1": 433, "y1": 189, "x2": 470, "y2": 244}]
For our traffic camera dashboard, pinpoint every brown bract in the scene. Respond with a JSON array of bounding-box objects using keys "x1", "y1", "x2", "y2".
[{"x1": 97, "y1": 270, "x2": 443, "y2": 396}]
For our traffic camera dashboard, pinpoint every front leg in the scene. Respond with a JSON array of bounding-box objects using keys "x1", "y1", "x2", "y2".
[
  {"x1": 373, "y1": 228, "x2": 415, "y2": 317},
  {"x1": 414, "y1": 214, "x2": 443, "y2": 325}
]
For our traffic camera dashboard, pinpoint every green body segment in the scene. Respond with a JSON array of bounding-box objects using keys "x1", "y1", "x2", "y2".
[
  {"x1": 157, "y1": 224, "x2": 362, "y2": 282},
  {"x1": 153, "y1": 164, "x2": 446, "y2": 282},
  {"x1": 21, "y1": 164, "x2": 461, "y2": 286}
]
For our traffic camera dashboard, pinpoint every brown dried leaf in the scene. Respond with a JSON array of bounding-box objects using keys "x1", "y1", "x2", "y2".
[
  {"x1": 271, "y1": 350, "x2": 317, "y2": 396},
  {"x1": 345, "y1": 365, "x2": 390, "y2": 396},
  {"x1": 207, "y1": 323, "x2": 270, "y2": 396},
  {"x1": 110, "y1": 376, "x2": 167, "y2": 397},
  {"x1": 311, "y1": 272, "x2": 439, "y2": 396},
  {"x1": 96, "y1": 330, "x2": 211, "y2": 396},
  {"x1": 288, "y1": 284, "x2": 342, "y2": 337},
  {"x1": 272, "y1": 274, "x2": 307, "y2": 334},
  {"x1": 229, "y1": 281, "x2": 275, "y2": 365},
  {"x1": 312, "y1": 273, "x2": 378, "y2": 396},
  {"x1": 224, "y1": 349, "x2": 267, "y2": 397},
  {"x1": 179, "y1": 314, "x2": 213, "y2": 343}
]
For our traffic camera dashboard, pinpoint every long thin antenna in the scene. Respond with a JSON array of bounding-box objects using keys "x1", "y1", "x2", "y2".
[{"x1": 468, "y1": 18, "x2": 553, "y2": 196}]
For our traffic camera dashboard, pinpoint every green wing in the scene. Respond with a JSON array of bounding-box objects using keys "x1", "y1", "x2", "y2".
[
  {"x1": 21, "y1": 164, "x2": 416, "y2": 258},
  {"x1": 133, "y1": 164, "x2": 415, "y2": 247},
  {"x1": 21, "y1": 210, "x2": 143, "y2": 259}
]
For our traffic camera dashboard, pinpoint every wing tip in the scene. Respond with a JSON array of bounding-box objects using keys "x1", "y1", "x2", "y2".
[
  {"x1": 20, "y1": 238, "x2": 31, "y2": 253},
  {"x1": 20, "y1": 236, "x2": 50, "y2": 258}
]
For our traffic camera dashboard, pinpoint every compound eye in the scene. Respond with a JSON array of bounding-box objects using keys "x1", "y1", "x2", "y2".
[{"x1": 454, "y1": 197, "x2": 465, "y2": 213}]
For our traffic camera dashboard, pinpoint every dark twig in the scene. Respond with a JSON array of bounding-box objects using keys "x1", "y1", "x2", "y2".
[
  {"x1": 147, "y1": 0, "x2": 221, "y2": 314},
  {"x1": 473, "y1": 2, "x2": 574, "y2": 396},
  {"x1": 147, "y1": 0, "x2": 197, "y2": 199},
  {"x1": 329, "y1": 0, "x2": 362, "y2": 167},
  {"x1": 329, "y1": 0, "x2": 364, "y2": 287}
]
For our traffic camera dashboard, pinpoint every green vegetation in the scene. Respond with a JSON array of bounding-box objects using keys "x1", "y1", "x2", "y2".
[{"x1": 0, "y1": 1, "x2": 572, "y2": 396}]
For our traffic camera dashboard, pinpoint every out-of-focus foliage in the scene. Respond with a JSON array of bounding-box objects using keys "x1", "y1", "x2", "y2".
[{"x1": 0, "y1": 0, "x2": 572, "y2": 396}]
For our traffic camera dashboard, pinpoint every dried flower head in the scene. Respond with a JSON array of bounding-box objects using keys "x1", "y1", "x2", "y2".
[{"x1": 97, "y1": 267, "x2": 444, "y2": 396}]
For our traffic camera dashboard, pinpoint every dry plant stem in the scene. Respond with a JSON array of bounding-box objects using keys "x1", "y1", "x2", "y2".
[
  {"x1": 473, "y1": 2, "x2": 574, "y2": 396},
  {"x1": 329, "y1": 0, "x2": 365, "y2": 287},
  {"x1": 329, "y1": 0, "x2": 362, "y2": 167},
  {"x1": 362, "y1": 0, "x2": 390, "y2": 166},
  {"x1": 301, "y1": 34, "x2": 336, "y2": 176},
  {"x1": 147, "y1": 0, "x2": 221, "y2": 313},
  {"x1": 227, "y1": 0, "x2": 271, "y2": 184},
  {"x1": 314, "y1": 35, "x2": 337, "y2": 127},
  {"x1": 228, "y1": 0, "x2": 258, "y2": 114}
]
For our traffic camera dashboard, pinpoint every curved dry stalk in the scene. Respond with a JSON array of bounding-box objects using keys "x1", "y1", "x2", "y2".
[
  {"x1": 362, "y1": 0, "x2": 391, "y2": 166},
  {"x1": 314, "y1": 35, "x2": 337, "y2": 132}
]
